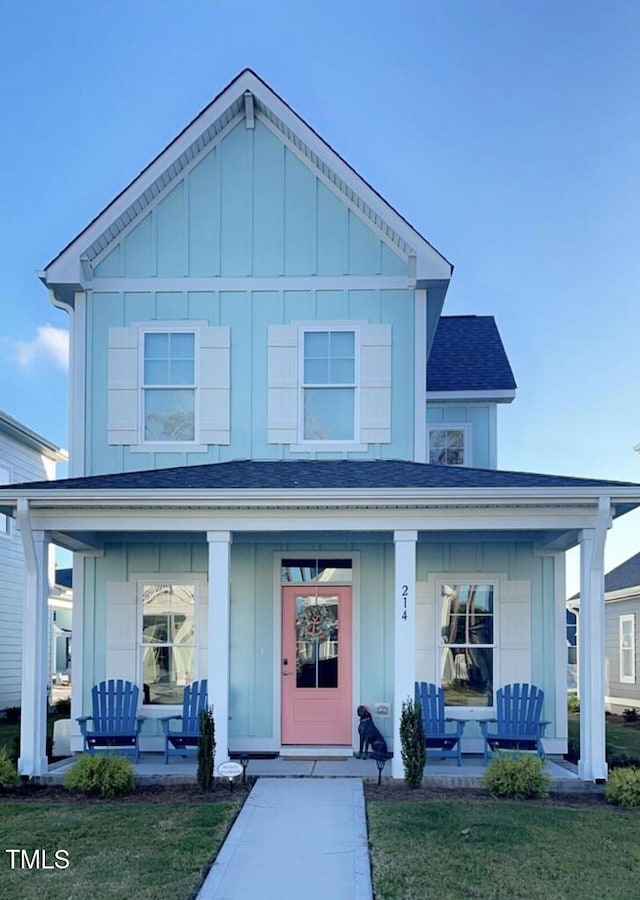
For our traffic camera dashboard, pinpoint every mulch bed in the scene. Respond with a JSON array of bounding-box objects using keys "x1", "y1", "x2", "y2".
[
  {"x1": 365, "y1": 782, "x2": 608, "y2": 807},
  {"x1": 0, "y1": 780, "x2": 255, "y2": 803}
]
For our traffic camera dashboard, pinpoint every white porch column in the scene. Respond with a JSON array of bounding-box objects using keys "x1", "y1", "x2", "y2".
[
  {"x1": 17, "y1": 499, "x2": 50, "y2": 777},
  {"x1": 392, "y1": 530, "x2": 417, "y2": 779},
  {"x1": 578, "y1": 498, "x2": 609, "y2": 781},
  {"x1": 207, "y1": 530, "x2": 232, "y2": 768}
]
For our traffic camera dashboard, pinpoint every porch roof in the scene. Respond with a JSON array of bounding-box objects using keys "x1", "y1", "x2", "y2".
[{"x1": 3, "y1": 460, "x2": 640, "y2": 530}]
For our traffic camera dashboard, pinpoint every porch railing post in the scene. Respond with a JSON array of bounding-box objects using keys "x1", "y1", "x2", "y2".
[{"x1": 208, "y1": 530, "x2": 232, "y2": 769}]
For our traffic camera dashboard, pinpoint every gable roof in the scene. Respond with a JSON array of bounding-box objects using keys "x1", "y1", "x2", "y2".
[
  {"x1": 41, "y1": 69, "x2": 453, "y2": 305},
  {"x1": 427, "y1": 316, "x2": 516, "y2": 396},
  {"x1": 603, "y1": 552, "x2": 640, "y2": 594}
]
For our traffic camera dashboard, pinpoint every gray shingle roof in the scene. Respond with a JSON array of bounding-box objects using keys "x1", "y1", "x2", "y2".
[
  {"x1": 7, "y1": 459, "x2": 638, "y2": 492},
  {"x1": 427, "y1": 316, "x2": 516, "y2": 392},
  {"x1": 604, "y1": 552, "x2": 640, "y2": 594}
]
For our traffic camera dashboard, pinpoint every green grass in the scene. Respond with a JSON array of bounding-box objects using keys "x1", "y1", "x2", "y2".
[
  {"x1": 368, "y1": 799, "x2": 640, "y2": 900},
  {"x1": 568, "y1": 713, "x2": 640, "y2": 759},
  {"x1": 0, "y1": 798, "x2": 239, "y2": 899}
]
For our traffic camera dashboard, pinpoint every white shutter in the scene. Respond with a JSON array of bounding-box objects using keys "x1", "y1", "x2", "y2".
[
  {"x1": 360, "y1": 324, "x2": 391, "y2": 443},
  {"x1": 107, "y1": 327, "x2": 139, "y2": 445},
  {"x1": 200, "y1": 326, "x2": 230, "y2": 445},
  {"x1": 268, "y1": 325, "x2": 298, "y2": 444},
  {"x1": 498, "y1": 580, "x2": 531, "y2": 686},
  {"x1": 105, "y1": 582, "x2": 138, "y2": 683}
]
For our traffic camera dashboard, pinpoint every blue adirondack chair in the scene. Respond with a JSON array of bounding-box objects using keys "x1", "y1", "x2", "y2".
[
  {"x1": 480, "y1": 682, "x2": 549, "y2": 760},
  {"x1": 160, "y1": 679, "x2": 208, "y2": 763},
  {"x1": 77, "y1": 679, "x2": 145, "y2": 761},
  {"x1": 414, "y1": 681, "x2": 466, "y2": 766}
]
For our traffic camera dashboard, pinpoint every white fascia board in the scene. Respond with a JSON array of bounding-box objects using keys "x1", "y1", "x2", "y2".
[
  {"x1": 426, "y1": 390, "x2": 516, "y2": 403},
  {"x1": 604, "y1": 588, "x2": 640, "y2": 604}
]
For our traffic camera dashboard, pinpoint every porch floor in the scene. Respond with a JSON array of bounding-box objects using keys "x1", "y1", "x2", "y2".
[{"x1": 42, "y1": 753, "x2": 593, "y2": 792}]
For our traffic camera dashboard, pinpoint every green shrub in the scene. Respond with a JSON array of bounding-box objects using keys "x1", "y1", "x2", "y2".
[
  {"x1": 399, "y1": 697, "x2": 426, "y2": 789},
  {"x1": 53, "y1": 698, "x2": 71, "y2": 717},
  {"x1": 483, "y1": 753, "x2": 551, "y2": 799},
  {"x1": 0, "y1": 747, "x2": 20, "y2": 787},
  {"x1": 622, "y1": 707, "x2": 639, "y2": 723},
  {"x1": 65, "y1": 754, "x2": 135, "y2": 798},
  {"x1": 608, "y1": 752, "x2": 640, "y2": 770},
  {"x1": 197, "y1": 706, "x2": 216, "y2": 792},
  {"x1": 567, "y1": 694, "x2": 580, "y2": 714},
  {"x1": 606, "y1": 767, "x2": 640, "y2": 807}
]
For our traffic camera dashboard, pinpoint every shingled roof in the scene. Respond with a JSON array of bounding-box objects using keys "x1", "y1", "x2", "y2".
[
  {"x1": 6, "y1": 459, "x2": 638, "y2": 493},
  {"x1": 604, "y1": 552, "x2": 640, "y2": 594},
  {"x1": 427, "y1": 316, "x2": 516, "y2": 393}
]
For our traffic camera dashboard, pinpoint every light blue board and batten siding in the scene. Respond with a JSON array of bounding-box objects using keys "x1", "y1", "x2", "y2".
[
  {"x1": 86, "y1": 288, "x2": 414, "y2": 474},
  {"x1": 427, "y1": 405, "x2": 492, "y2": 469},
  {"x1": 81, "y1": 538, "x2": 558, "y2": 747},
  {"x1": 92, "y1": 119, "x2": 407, "y2": 280}
]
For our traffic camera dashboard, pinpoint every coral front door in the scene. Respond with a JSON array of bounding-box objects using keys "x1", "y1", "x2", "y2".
[{"x1": 281, "y1": 585, "x2": 352, "y2": 745}]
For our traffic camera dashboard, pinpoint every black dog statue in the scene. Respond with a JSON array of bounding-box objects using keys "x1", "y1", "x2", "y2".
[{"x1": 356, "y1": 705, "x2": 389, "y2": 760}]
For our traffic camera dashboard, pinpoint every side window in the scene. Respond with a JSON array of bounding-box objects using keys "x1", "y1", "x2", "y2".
[
  {"x1": 0, "y1": 466, "x2": 9, "y2": 535},
  {"x1": 620, "y1": 614, "x2": 636, "y2": 684},
  {"x1": 301, "y1": 330, "x2": 356, "y2": 442},
  {"x1": 141, "y1": 583, "x2": 196, "y2": 705},
  {"x1": 428, "y1": 426, "x2": 469, "y2": 466},
  {"x1": 439, "y1": 582, "x2": 494, "y2": 707},
  {"x1": 142, "y1": 331, "x2": 196, "y2": 442}
]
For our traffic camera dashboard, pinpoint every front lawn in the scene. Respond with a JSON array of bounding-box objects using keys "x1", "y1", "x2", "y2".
[
  {"x1": 568, "y1": 712, "x2": 640, "y2": 759},
  {"x1": 0, "y1": 794, "x2": 240, "y2": 900},
  {"x1": 367, "y1": 798, "x2": 640, "y2": 900}
]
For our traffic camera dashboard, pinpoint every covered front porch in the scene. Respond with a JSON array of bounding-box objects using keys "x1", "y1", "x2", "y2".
[{"x1": 3, "y1": 460, "x2": 640, "y2": 783}]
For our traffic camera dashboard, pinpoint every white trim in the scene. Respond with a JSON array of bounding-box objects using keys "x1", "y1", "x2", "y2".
[
  {"x1": 89, "y1": 276, "x2": 412, "y2": 292},
  {"x1": 0, "y1": 465, "x2": 10, "y2": 535},
  {"x1": 619, "y1": 613, "x2": 636, "y2": 684},
  {"x1": 605, "y1": 695, "x2": 640, "y2": 709},
  {"x1": 70, "y1": 291, "x2": 86, "y2": 476},
  {"x1": 414, "y1": 289, "x2": 426, "y2": 462},
  {"x1": 392, "y1": 531, "x2": 417, "y2": 777},
  {"x1": 208, "y1": 532, "x2": 232, "y2": 766},
  {"x1": 427, "y1": 423, "x2": 472, "y2": 467},
  {"x1": 488, "y1": 403, "x2": 498, "y2": 469},
  {"x1": 603, "y1": 588, "x2": 640, "y2": 604},
  {"x1": 426, "y1": 390, "x2": 516, "y2": 403}
]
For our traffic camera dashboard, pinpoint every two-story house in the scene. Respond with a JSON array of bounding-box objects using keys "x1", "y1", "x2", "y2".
[
  {"x1": 0, "y1": 410, "x2": 66, "y2": 712},
  {"x1": 3, "y1": 70, "x2": 640, "y2": 781}
]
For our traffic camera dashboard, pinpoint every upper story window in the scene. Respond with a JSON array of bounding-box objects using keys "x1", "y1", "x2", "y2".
[
  {"x1": 439, "y1": 582, "x2": 494, "y2": 707},
  {"x1": 142, "y1": 331, "x2": 196, "y2": 442},
  {"x1": 428, "y1": 426, "x2": 469, "y2": 466},
  {"x1": 302, "y1": 330, "x2": 356, "y2": 442},
  {"x1": 620, "y1": 614, "x2": 636, "y2": 684}
]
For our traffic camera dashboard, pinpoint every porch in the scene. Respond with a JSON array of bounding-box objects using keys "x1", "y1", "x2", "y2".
[{"x1": 41, "y1": 751, "x2": 590, "y2": 792}]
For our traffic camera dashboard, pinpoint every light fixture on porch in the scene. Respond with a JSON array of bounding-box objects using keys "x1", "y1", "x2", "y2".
[
  {"x1": 240, "y1": 754, "x2": 249, "y2": 785},
  {"x1": 375, "y1": 756, "x2": 386, "y2": 785}
]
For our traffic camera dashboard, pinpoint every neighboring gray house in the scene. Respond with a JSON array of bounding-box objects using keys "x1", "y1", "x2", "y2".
[
  {"x1": 569, "y1": 551, "x2": 640, "y2": 714},
  {"x1": 0, "y1": 410, "x2": 66, "y2": 712}
]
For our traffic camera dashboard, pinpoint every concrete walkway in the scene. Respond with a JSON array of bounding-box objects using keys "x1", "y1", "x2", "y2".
[{"x1": 197, "y1": 777, "x2": 373, "y2": 900}]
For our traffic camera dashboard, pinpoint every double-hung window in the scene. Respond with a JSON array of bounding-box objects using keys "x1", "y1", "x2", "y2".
[
  {"x1": 439, "y1": 582, "x2": 494, "y2": 707},
  {"x1": 141, "y1": 583, "x2": 196, "y2": 705},
  {"x1": 142, "y1": 331, "x2": 196, "y2": 442},
  {"x1": 620, "y1": 614, "x2": 636, "y2": 684},
  {"x1": 301, "y1": 330, "x2": 356, "y2": 442}
]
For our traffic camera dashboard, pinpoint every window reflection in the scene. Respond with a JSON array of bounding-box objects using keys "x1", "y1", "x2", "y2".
[
  {"x1": 295, "y1": 595, "x2": 339, "y2": 689},
  {"x1": 141, "y1": 583, "x2": 195, "y2": 704},
  {"x1": 440, "y1": 584, "x2": 494, "y2": 707},
  {"x1": 281, "y1": 559, "x2": 352, "y2": 584}
]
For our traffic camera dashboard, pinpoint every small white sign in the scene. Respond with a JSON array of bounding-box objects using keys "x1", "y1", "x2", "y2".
[{"x1": 217, "y1": 761, "x2": 243, "y2": 778}]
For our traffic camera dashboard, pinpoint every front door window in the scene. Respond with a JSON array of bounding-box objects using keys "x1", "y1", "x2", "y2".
[{"x1": 295, "y1": 595, "x2": 339, "y2": 689}]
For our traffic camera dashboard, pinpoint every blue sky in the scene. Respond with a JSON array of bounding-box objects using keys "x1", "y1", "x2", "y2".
[{"x1": 1, "y1": 1, "x2": 639, "y2": 591}]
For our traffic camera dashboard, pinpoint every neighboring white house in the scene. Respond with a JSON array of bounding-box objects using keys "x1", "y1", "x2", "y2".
[{"x1": 0, "y1": 410, "x2": 66, "y2": 712}]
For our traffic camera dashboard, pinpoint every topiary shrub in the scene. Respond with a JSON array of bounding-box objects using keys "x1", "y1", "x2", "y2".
[
  {"x1": 399, "y1": 696, "x2": 426, "y2": 789},
  {"x1": 64, "y1": 754, "x2": 135, "y2": 798},
  {"x1": 482, "y1": 753, "x2": 551, "y2": 799},
  {"x1": 0, "y1": 747, "x2": 20, "y2": 787},
  {"x1": 197, "y1": 706, "x2": 216, "y2": 792},
  {"x1": 606, "y1": 767, "x2": 640, "y2": 807}
]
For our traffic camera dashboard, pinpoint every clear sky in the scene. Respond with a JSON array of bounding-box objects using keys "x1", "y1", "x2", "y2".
[{"x1": 1, "y1": 1, "x2": 639, "y2": 593}]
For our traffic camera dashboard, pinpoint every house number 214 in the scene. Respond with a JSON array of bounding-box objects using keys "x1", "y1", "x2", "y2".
[{"x1": 401, "y1": 584, "x2": 408, "y2": 620}]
